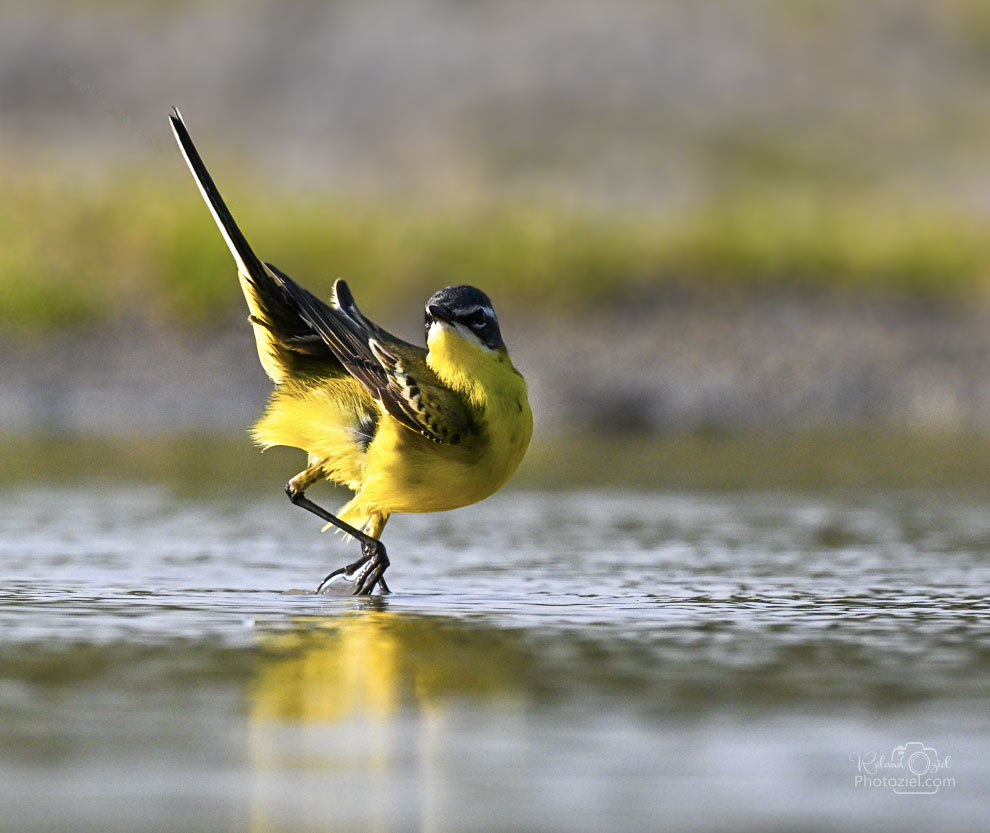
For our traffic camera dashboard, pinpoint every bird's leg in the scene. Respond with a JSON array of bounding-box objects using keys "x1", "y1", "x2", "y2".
[{"x1": 284, "y1": 467, "x2": 390, "y2": 596}]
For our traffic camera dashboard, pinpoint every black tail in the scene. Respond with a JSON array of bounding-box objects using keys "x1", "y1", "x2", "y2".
[
  {"x1": 169, "y1": 107, "x2": 340, "y2": 382},
  {"x1": 168, "y1": 107, "x2": 272, "y2": 282}
]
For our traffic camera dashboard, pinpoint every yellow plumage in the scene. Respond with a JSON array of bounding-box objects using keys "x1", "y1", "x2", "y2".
[{"x1": 253, "y1": 380, "x2": 371, "y2": 490}]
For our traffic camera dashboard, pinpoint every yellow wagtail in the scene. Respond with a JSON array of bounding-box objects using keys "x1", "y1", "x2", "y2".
[{"x1": 168, "y1": 108, "x2": 533, "y2": 595}]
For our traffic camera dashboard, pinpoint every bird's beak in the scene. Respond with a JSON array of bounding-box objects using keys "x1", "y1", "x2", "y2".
[{"x1": 428, "y1": 303, "x2": 456, "y2": 325}]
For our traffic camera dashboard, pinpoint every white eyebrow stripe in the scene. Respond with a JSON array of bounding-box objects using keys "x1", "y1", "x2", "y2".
[{"x1": 461, "y1": 305, "x2": 495, "y2": 320}]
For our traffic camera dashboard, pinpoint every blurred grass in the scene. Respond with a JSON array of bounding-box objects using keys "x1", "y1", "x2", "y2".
[
  {"x1": 4, "y1": 167, "x2": 990, "y2": 334},
  {"x1": 8, "y1": 430, "x2": 990, "y2": 494},
  {"x1": 520, "y1": 430, "x2": 990, "y2": 493}
]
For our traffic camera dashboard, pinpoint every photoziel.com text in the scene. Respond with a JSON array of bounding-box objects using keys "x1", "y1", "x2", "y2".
[{"x1": 849, "y1": 742, "x2": 954, "y2": 795}]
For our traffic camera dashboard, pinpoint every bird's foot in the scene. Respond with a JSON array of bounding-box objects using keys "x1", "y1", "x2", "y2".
[{"x1": 316, "y1": 540, "x2": 390, "y2": 596}]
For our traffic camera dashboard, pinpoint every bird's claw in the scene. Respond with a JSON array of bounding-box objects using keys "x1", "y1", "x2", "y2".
[{"x1": 316, "y1": 541, "x2": 390, "y2": 596}]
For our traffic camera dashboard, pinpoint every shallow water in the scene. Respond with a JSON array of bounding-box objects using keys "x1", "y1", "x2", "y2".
[{"x1": 1, "y1": 483, "x2": 988, "y2": 832}]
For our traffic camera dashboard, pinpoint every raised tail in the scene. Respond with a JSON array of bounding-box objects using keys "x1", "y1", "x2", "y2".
[
  {"x1": 168, "y1": 107, "x2": 268, "y2": 287},
  {"x1": 169, "y1": 107, "x2": 336, "y2": 383}
]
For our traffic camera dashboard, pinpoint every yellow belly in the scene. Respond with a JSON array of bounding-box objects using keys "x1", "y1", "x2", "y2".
[{"x1": 358, "y1": 399, "x2": 533, "y2": 515}]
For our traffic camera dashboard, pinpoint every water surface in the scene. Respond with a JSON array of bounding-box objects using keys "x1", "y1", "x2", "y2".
[{"x1": 1, "y1": 483, "x2": 988, "y2": 832}]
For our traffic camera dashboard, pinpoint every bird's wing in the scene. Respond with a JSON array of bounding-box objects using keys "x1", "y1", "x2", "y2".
[
  {"x1": 241, "y1": 267, "x2": 347, "y2": 382},
  {"x1": 267, "y1": 264, "x2": 474, "y2": 445}
]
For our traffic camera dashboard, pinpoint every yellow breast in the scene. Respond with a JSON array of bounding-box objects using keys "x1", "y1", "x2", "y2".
[{"x1": 359, "y1": 327, "x2": 533, "y2": 515}]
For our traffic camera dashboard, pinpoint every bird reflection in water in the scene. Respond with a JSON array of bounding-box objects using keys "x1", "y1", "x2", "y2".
[{"x1": 247, "y1": 607, "x2": 534, "y2": 832}]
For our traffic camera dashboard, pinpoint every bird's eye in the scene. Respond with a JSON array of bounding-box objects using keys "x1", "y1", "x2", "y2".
[{"x1": 464, "y1": 311, "x2": 487, "y2": 329}]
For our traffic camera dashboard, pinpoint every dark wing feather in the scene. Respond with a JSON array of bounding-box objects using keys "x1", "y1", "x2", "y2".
[
  {"x1": 250, "y1": 264, "x2": 342, "y2": 368},
  {"x1": 267, "y1": 265, "x2": 473, "y2": 445}
]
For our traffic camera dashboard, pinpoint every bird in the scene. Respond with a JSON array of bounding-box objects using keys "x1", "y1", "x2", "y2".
[{"x1": 168, "y1": 108, "x2": 533, "y2": 596}]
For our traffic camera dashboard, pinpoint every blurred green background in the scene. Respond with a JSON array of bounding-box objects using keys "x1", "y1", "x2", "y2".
[{"x1": 6, "y1": 0, "x2": 990, "y2": 487}]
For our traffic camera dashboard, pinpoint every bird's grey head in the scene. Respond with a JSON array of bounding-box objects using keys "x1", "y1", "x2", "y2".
[{"x1": 424, "y1": 285, "x2": 505, "y2": 351}]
